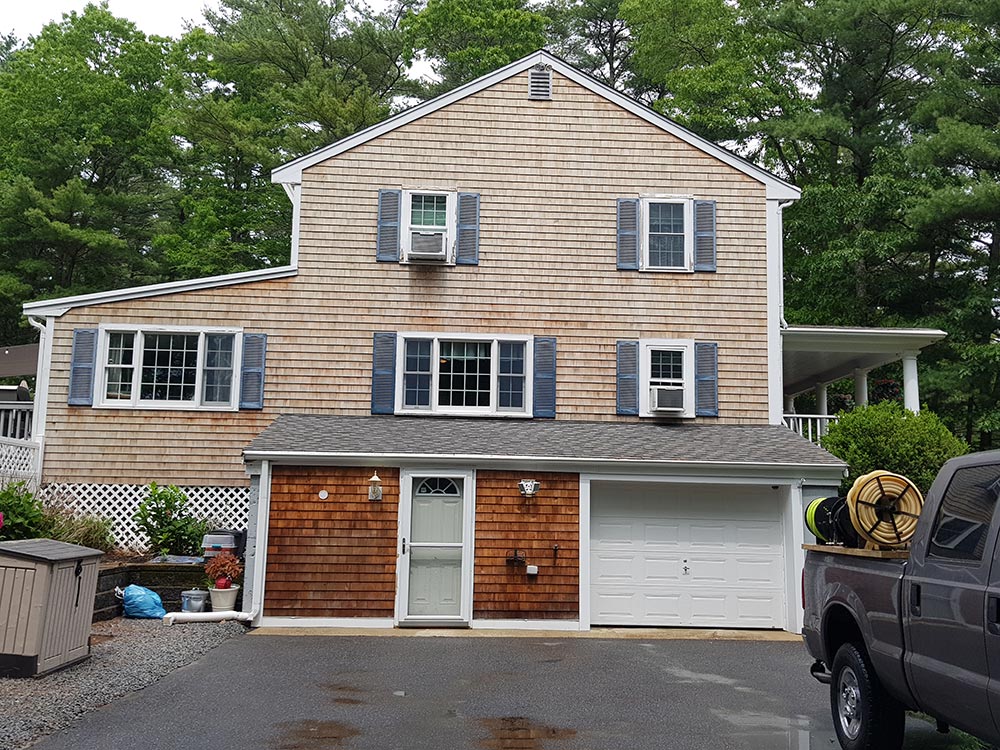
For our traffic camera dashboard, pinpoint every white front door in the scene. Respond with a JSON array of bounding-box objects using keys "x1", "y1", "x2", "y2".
[
  {"x1": 590, "y1": 482, "x2": 786, "y2": 628},
  {"x1": 397, "y1": 471, "x2": 475, "y2": 625}
]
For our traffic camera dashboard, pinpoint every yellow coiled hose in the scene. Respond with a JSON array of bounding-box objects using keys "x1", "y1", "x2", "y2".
[{"x1": 846, "y1": 470, "x2": 924, "y2": 548}]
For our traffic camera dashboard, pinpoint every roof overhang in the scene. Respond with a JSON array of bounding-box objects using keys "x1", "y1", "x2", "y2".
[
  {"x1": 22, "y1": 266, "x2": 297, "y2": 318},
  {"x1": 782, "y1": 325, "x2": 947, "y2": 396},
  {"x1": 271, "y1": 51, "x2": 800, "y2": 202},
  {"x1": 244, "y1": 414, "x2": 846, "y2": 483}
]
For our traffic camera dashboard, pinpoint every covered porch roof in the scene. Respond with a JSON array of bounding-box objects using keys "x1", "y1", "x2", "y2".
[{"x1": 781, "y1": 325, "x2": 946, "y2": 397}]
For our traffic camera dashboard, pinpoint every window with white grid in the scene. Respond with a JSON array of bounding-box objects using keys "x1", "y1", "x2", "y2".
[{"x1": 97, "y1": 326, "x2": 242, "y2": 410}]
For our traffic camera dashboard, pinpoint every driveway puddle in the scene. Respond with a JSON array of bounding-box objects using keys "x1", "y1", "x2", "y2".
[
  {"x1": 274, "y1": 720, "x2": 360, "y2": 749},
  {"x1": 478, "y1": 717, "x2": 576, "y2": 749}
]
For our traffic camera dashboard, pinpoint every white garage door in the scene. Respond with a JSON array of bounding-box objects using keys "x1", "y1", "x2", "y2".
[{"x1": 590, "y1": 482, "x2": 786, "y2": 628}]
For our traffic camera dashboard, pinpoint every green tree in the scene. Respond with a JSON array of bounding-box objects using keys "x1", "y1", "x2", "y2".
[
  {"x1": 404, "y1": 0, "x2": 549, "y2": 91},
  {"x1": 0, "y1": 4, "x2": 170, "y2": 340}
]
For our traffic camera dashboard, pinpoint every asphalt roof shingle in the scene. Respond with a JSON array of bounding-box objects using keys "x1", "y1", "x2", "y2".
[{"x1": 245, "y1": 414, "x2": 845, "y2": 469}]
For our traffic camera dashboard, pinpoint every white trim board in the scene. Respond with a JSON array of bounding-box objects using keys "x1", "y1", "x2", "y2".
[
  {"x1": 256, "y1": 617, "x2": 396, "y2": 629},
  {"x1": 23, "y1": 266, "x2": 297, "y2": 317},
  {"x1": 271, "y1": 51, "x2": 800, "y2": 201},
  {"x1": 470, "y1": 619, "x2": 583, "y2": 631}
]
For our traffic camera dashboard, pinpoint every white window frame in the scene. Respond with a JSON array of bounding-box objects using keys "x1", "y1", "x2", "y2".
[
  {"x1": 395, "y1": 332, "x2": 534, "y2": 417},
  {"x1": 94, "y1": 324, "x2": 243, "y2": 411},
  {"x1": 640, "y1": 196, "x2": 694, "y2": 272},
  {"x1": 401, "y1": 189, "x2": 457, "y2": 263},
  {"x1": 639, "y1": 339, "x2": 695, "y2": 418}
]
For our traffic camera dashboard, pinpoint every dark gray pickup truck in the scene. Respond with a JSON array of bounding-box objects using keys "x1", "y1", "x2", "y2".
[{"x1": 803, "y1": 450, "x2": 1000, "y2": 750}]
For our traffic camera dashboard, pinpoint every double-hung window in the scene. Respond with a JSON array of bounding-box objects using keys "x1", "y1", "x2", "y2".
[
  {"x1": 402, "y1": 190, "x2": 456, "y2": 262},
  {"x1": 397, "y1": 334, "x2": 532, "y2": 416},
  {"x1": 97, "y1": 326, "x2": 242, "y2": 410},
  {"x1": 641, "y1": 197, "x2": 693, "y2": 271},
  {"x1": 639, "y1": 339, "x2": 695, "y2": 417}
]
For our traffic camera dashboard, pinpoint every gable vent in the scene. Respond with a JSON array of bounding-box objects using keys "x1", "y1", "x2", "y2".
[{"x1": 528, "y1": 65, "x2": 552, "y2": 100}]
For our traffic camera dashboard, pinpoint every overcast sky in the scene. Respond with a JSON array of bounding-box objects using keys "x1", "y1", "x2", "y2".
[{"x1": 4, "y1": 0, "x2": 221, "y2": 40}]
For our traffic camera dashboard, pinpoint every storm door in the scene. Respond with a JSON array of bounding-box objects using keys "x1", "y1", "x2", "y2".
[{"x1": 397, "y1": 471, "x2": 475, "y2": 625}]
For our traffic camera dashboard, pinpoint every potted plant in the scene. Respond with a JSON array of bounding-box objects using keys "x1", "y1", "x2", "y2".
[{"x1": 205, "y1": 551, "x2": 243, "y2": 611}]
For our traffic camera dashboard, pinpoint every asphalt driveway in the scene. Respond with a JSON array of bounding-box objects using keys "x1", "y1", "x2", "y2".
[{"x1": 30, "y1": 631, "x2": 980, "y2": 750}]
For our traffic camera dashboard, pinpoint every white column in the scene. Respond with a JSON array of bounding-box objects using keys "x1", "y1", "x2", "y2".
[
  {"x1": 815, "y1": 383, "x2": 828, "y2": 415},
  {"x1": 784, "y1": 395, "x2": 796, "y2": 414},
  {"x1": 853, "y1": 369, "x2": 869, "y2": 407},
  {"x1": 903, "y1": 353, "x2": 920, "y2": 413}
]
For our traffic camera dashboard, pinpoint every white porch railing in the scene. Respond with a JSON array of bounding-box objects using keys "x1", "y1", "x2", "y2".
[
  {"x1": 0, "y1": 435, "x2": 40, "y2": 488},
  {"x1": 0, "y1": 403, "x2": 33, "y2": 440},
  {"x1": 783, "y1": 414, "x2": 839, "y2": 444}
]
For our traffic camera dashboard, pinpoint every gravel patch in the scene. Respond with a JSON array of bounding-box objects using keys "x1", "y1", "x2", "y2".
[{"x1": 0, "y1": 618, "x2": 246, "y2": 750}]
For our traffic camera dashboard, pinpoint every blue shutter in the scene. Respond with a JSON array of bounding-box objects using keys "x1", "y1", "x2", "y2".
[
  {"x1": 376, "y1": 189, "x2": 401, "y2": 262},
  {"x1": 533, "y1": 337, "x2": 556, "y2": 418},
  {"x1": 694, "y1": 200, "x2": 717, "y2": 272},
  {"x1": 239, "y1": 333, "x2": 267, "y2": 410},
  {"x1": 371, "y1": 332, "x2": 397, "y2": 414},
  {"x1": 695, "y1": 341, "x2": 719, "y2": 417},
  {"x1": 617, "y1": 199, "x2": 640, "y2": 270},
  {"x1": 456, "y1": 193, "x2": 480, "y2": 265},
  {"x1": 616, "y1": 340, "x2": 639, "y2": 415},
  {"x1": 68, "y1": 328, "x2": 98, "y2": 406}
]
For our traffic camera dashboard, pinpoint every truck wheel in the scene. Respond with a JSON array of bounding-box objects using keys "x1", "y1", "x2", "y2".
[{"x1": 830, "y1": 642, "x2": 904, "y2": 750}]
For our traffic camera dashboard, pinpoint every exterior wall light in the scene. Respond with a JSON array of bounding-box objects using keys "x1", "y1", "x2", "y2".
[
  {"x1": 368, "y1": 471, "x2": 383, "y2": 501},
  {"x1": 518, "y1": 479, "x2": 540, "y2": 498}
]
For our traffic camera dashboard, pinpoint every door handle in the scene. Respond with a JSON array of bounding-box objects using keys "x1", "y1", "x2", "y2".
[
  {"x1": 402, "y1": 537, "x2": 407, "y2": 555},
  {"x1": 989, "y1": 596, "x2": 1000, "y2": 636},
  {"x1": 910, "y1": 583, "x2": 921, "y2": 617}
]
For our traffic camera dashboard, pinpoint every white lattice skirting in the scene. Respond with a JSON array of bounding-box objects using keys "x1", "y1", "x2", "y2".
[
  {"x1": 0, "y1": 437, "x2": 39, "y2": 489},
  {"x1": 40, "y1": 483, "x2": 251, "y2": 552}
]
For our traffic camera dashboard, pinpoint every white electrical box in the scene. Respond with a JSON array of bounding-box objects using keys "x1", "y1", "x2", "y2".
[{"x1": 526, "y1": 565, "x2": 539, "y2": 576}]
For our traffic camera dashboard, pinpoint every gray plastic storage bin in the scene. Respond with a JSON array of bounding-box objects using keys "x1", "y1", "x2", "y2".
[{"x1": 0, "y1": 539, "x2": 103, "y2": 677}]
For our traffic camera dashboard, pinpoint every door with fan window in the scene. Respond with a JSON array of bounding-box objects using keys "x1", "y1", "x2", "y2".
[{"x1": 397, "y1": 470, "x2": 475, "y2": 625}]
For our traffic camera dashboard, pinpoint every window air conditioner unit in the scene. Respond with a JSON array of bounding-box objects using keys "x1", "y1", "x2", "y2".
[
  {"x1": 408, "y1": 231, "x2": 447, "y2": 260},
  {"x1": 650, "y1": 386, "x2": 685, "y2": 412}
]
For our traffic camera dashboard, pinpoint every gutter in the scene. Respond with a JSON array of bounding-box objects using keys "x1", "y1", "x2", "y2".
[{"x1": 242, "y1": 449, "x2": 847, "y2": 479}]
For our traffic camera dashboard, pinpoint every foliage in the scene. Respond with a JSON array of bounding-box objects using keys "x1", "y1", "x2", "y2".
[
  {"x1": 821, "y1": 402, "x2": 968, "y2": 494},
  {"x1": 0, "y1": 482, "x2": 47, "y2": 541},
  {"x1": 42, "y1": 504, "x2": 116, "y2": 552},
  {"x1": 205, "y1": 550, "x2": 244, "y2": 583},
  {"x1": 133, "y1": 483, "x2": 209, "y2": 556},
  {"x1": 404, "y1": 0, "x2": 549, "y2": 91}
]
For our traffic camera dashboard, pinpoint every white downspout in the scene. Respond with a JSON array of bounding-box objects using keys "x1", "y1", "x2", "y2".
[
  {"x1": 26, "y1": 315, "x2": 52, "y2": 486},
  {"x1": 163, "y1": 610, "x2": 256, "y2": 625}
]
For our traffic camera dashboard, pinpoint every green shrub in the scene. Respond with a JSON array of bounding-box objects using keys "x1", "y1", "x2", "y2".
[
  {"x1": 0, "y1": 482, "x2": 47, "y2": 541},
  {"x1": 43, "y1": 505, "x2": 116, "y2": 552},
  {"x1": 134, "y1": 483, "x2": 208, "y2": 556},
  {"x1": 821, "y1": 402, "x2": 968, "y2": 494}
]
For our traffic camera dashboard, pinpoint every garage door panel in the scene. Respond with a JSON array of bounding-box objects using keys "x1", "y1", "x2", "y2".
[{"x1": 590, "y1": 486, "x2": 786, "y2": 629}]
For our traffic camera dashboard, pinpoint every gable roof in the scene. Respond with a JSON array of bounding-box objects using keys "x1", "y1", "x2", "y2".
[{"x1": 271, "y1": 50, "x2": 800, "y2": 201}]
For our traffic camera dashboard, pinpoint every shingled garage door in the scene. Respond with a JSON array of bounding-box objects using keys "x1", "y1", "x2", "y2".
[{"x1": 590, "y1": 481, "x2": 786, "y2": 628}]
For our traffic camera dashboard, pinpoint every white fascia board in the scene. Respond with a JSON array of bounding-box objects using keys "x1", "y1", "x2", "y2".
[
  {"x1": 270, "y1": 50, "x2": 801, "y2": 202},
  {"x1": 242, "y1": 449, "x2": 846, "y2": 481},
  {"x1": 22, "y1": 265, "x2": 298, "y2": 318},
  {"x1": 782, "y1": 326, "x2": 947, "y2": 353}
]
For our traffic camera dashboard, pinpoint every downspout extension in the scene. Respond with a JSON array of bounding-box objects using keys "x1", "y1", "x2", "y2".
[
  {"x1": 162, "y1": 610, "x2": 256, "y2": 626},
  {"x1": 777, "y1": 199, "x2": 795, "y2": 330}
]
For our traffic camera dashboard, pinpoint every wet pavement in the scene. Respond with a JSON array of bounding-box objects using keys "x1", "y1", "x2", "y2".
[{"x1": 29, "y1": 632, "x2": 985, "y2": 750}]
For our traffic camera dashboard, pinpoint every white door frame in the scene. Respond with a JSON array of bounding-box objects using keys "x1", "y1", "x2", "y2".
[{"x1": 395, "y1": 468, "x2": 476, "y2": 626}]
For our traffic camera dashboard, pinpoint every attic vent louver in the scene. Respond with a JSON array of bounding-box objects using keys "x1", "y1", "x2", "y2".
[{"x1": 528, "y1": 64, "x2": 552, "y2": 100}]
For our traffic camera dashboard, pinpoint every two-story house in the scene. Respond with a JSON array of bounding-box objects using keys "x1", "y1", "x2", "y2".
[{"x1": 21, "y1": 50, "x2": 936, "y2": 634}]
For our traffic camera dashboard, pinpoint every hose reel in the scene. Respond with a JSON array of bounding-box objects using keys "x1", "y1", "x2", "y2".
[{"x1": 806, "y1": 470, "x2": 924, "y2": 549}]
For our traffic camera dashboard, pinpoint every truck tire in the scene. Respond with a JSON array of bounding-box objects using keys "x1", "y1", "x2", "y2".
[{"x1": 830, "y1": 642, "x2": 905, "y2": 750}]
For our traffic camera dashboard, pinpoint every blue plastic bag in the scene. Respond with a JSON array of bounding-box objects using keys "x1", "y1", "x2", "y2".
[{"x1": 119, "y1": 584, "x2": 167, "y2": 619}]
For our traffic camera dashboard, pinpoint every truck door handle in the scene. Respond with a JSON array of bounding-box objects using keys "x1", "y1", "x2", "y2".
[
  {"x1": 989, "y1": 596, "x2": 1000, "y2": 636},
  {"x1": 910, "y1": 584, "x2": 921, "y2": 617}
]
